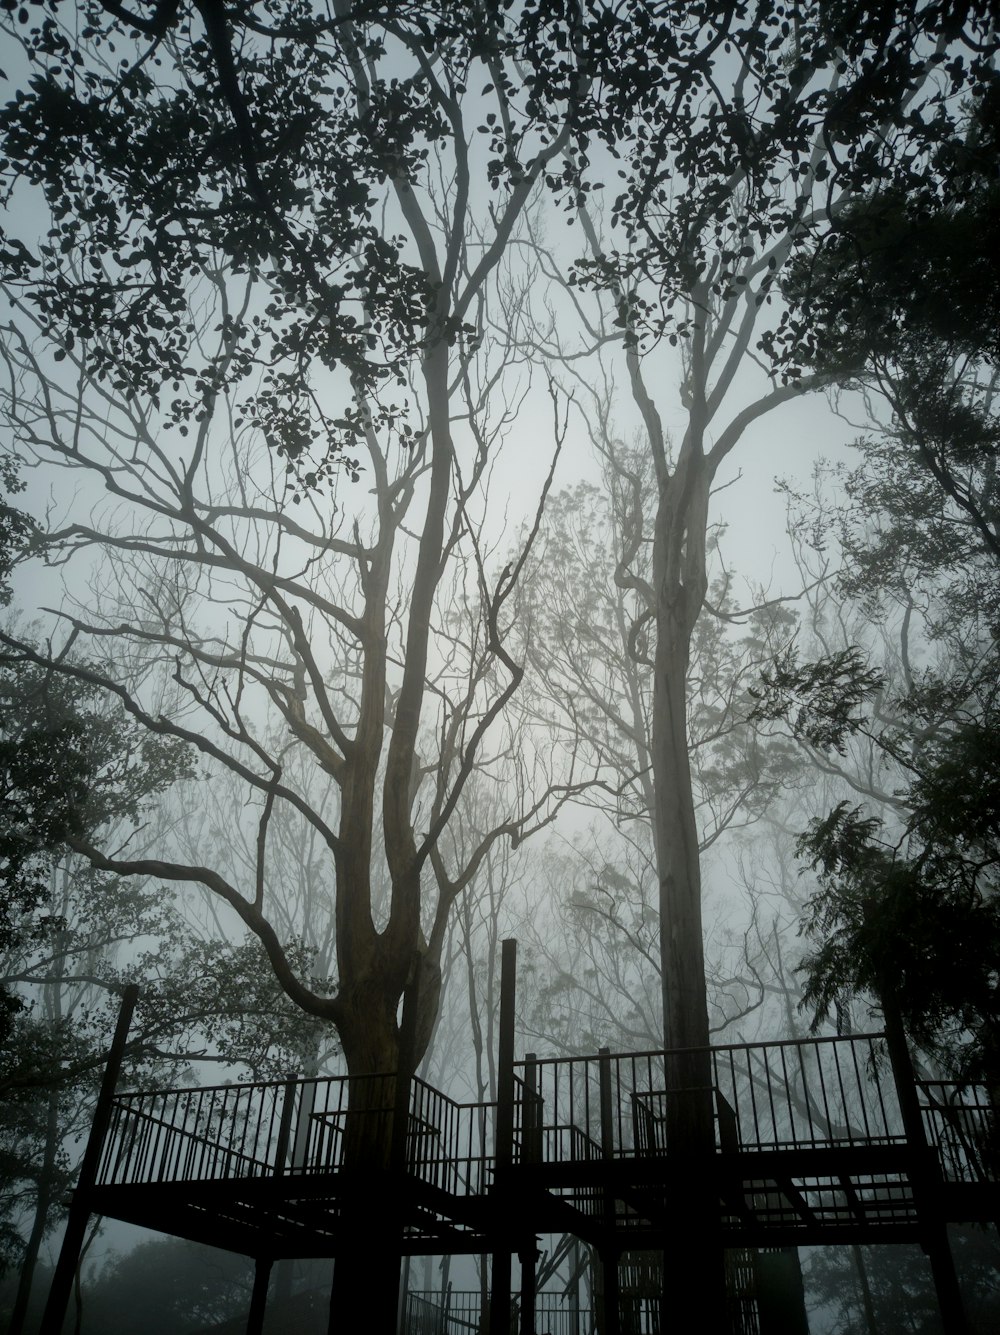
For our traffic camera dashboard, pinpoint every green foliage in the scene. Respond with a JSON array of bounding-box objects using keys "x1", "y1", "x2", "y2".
[
  {"x1": 750, "y1": 647, "x2": 885, "y2": 755},
  {"x1": 79, "y1": 1237, "x2": 253, "y2": 1335},
  {"x1": 0, "y1": 658, "x2": 193, "y2": 963},
  {"x1": 797, "y1": 789, "x2": 1000, "y2": 1076},
  {"x1": 0, "y1": 456, "x2": 30, "y2": 611}
]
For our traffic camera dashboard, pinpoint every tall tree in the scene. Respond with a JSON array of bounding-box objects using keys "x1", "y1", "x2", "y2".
[
  {"x1": 515, "y1": 446, "x2": 798, "y2": 1052},
  {"x1": 515, "y1": 9, "x2": 998, "y2": 1323},
  {"x1": 0, "y1": 1, "x2": 594, "y2": 1081},
  {"x1": 0, "y1": 5, "x2": 603, "y2": 1324},
  {"x1": 516, "y1": 0, "x2": 996, "y2": 1097}
]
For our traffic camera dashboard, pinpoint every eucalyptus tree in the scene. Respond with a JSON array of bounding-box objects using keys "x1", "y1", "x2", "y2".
[
  {"x1": 514, "y1": 0, "x2": 997, "y2": 1098},
  {"x1": 515, "y1": 447, "x2": 798, "y2": 1050},
  {"x1": 512, "y1": 10, "x2": 998, "y2": 1323},
  {"x1": 0, "y1": 8, "x2": 603, "y2": 1322}
]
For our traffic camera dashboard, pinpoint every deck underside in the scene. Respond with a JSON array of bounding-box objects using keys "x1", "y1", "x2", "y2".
[{"x1": 89, "y1": 1140, "x2": 997, "y2": 1260}]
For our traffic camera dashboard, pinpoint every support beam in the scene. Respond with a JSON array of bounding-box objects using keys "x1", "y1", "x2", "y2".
[
  {"x1": 595, "y1": 1245, "x2": 619, "y2": 1335},
  {"x1": 247, "y1": 1257, "x2": 273, "y2": 1335},
  {"x1": 518, "y1": 1242, "x2": 538, "y2": 1335},
  {"x1": 925, "y1": 1228, "x2": 969, "y2": 1335},
  {"x1": 489, "y1": 1248, "x2": 512, "y2": 1335},
  {"x1": 488, "y1": 939, "x2": 518, "y2": 1335}
]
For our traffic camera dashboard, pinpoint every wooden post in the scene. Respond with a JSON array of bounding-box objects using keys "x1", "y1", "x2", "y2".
[
  {"x1": 40, "y1": 984, "x2": 139, "y2": 1335},
  {"x1": 489, "y1": 939, "x2": 517, "y2": 1335}
]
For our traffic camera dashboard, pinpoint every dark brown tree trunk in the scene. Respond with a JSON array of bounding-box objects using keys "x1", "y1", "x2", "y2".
[
  {"x1": 9, "y1": 1086, "x2": 61, "y2": 1335},
  {"x1": 650, "y1": 440, "x2": 728, "y2": 1331}
]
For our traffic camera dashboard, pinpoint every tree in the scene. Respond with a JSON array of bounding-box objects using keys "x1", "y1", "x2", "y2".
[
  {"x1": 525, "y1": 0, "x2": 997, "y2": 1088},
  {"x1": 0, "y1": 4, "x2": 599, "y2": 1324},
  {"x1": 0, "y1": 0, "x2": 592, "y2": 1078},
  {"x1": 1, "y1": 4, "x2": 997, "y2": 1328},
  {"x1": 513, "y1": 450, "x2": 798, "y2": 1054},
  {"x1": 0, "y1": 666, "x2": 324, "y2": 1333},
  {"x1": 513, "y1": 8, "x2": 998, "y2": 1322},
  {"x1": 747, "y1": 72, "x2": 1000, "y2": 1087}
]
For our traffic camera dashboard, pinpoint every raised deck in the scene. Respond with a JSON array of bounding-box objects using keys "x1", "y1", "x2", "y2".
[{"x1": 89, "y1": 1032, "x2": 996, "y2": 1261}]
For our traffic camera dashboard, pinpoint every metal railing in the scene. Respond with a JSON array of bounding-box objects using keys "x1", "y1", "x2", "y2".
[
  {"x1": 98, "y1": 1072, "x2": 494, "y2": 1195},
  {"x1": 919, "y1": 1081, "x2": 998, "y2": 1183},
  {"x1": 402, "y1": 1290, "x2": 593, "y2": 1335},
  {"x1": 513, "y1": 1034, "x2": 905, "y2": 1164},
  {"x1": 96, "y1": 1039, "x2": 995, "y2": 1197}
]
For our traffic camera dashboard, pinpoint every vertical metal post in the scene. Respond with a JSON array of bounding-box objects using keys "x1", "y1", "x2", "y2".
[
  {"x1": 881, "y1": 989, "x2": 969, "y2": 1333},
  {"x1": 246, "y1": 1256, "x2": 273, "y2": 1335},
  {"x1": 596, "y1": 1050, "x2": 621, "y2": 1335},
  {"x1": 598, "y1": 1048, "x2": 614, "y2": 1160},
  {"x1": 494, "y1": 939, "x2": 517, "y2": 1173},
  {"x1": 596, "y1": 1245, "x2": 620, "y2": 1335},
  {"x1": 489, "y1": 939, "x2": 517, "y2": 1335},
  {"x1": 524, "y1": 1052, "x2": 541, "y2": 1165},
  {"x1": 518, "y1": 1242, "x2": 539, "y2": 1335},
  {"x1": 40, "y1": 984, "x2": 139, "y2": 1335}
]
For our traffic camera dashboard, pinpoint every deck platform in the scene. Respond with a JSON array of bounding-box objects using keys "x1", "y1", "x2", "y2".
[
  {"x1": 43, "y1": 953, "x2": 998, "y2": 1335},
  {"x1": 89, "y1": 1031, "x2": 996, "y2": 1262}
]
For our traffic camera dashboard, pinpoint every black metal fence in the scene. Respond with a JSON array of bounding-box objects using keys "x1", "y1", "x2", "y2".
[
  {"x1": 96, "y1": 1038, "x2": 995, "y2": 1194},
  {"x1": 402, "y1": 1290, "x2": 593, "y2": 1335},
  {"x1": 98, "y1": 1072, "x2": 494, "y2": 1194},
  {"x1": 513, "y1": 1034, "x2": 905, "y2": 1165},
  {"x1": 919, "y1": 1080, "x2": 998, "y2": 1183}
]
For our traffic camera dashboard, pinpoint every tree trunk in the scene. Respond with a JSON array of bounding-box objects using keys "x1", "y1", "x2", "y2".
[
  {"x1": 326, "y1": 955, "x2": 440, "y2": 1334},
  {"x1": 651, "y1": 601, "x2": 713, "y2": 1142},
  {"x1": 9, "y1": 1086, "x2": 61, "y2": 1335},
  {"x1": 650, "y1": 450, "x2": 727, "y2": 1331}
]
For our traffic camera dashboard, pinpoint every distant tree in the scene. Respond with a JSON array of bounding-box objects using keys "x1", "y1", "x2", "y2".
[
  {"x1": 81, "y1": 1237, "x2": 254, "y2": 1335},
  {"x1": 516, "y1": 445, "x2": 800, "y2": 1054}
]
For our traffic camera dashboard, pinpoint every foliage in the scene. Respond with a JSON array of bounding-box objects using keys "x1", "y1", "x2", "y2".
[
  {"x1": 80, "y1": 1237, "x2": 254, "y2": 1335},
  {"x1": 0, "y1": 456, "x2": 30, "y2": 611},
  {"x1": 784, "y1": 85, "x2": 1000, "y2": 565},
  {"x1": 803, "y1": 1231, "x2": 1000, "y2": 1334},
  {"x1": 0, "y1": 660, "x2": 192, "y2": 935},
  {"x1": 0, "y1": 851, "x2": 327, "y2": 1292},
  {"x1": 0, "y1": 653, "x2": 193, "y2": 1057}
]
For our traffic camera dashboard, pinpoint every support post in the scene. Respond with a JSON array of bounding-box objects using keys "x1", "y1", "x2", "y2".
[
  {"x1": 596, "y1": 1050, "x2": 620, "y2": 1335},
  {"x1": 247, "y1": 1257, "x2": 273, "y2": 1335},
  {"x1": 489, "y1": 939, "x2": 517, "y2": 1335},
  {"x1": 518, "y1": 1242, "x2": 538, "y2": 1335},
  {"x1": 882, "y1": 988, "x2": 969, "y2": 1334},
  {"x1": 595, "y1": 1245, "x2": 620, "y2": 1335},
  {"x1": 40, "y1": 984, "x2": 139, "y2": 1335},
  {"x1": 524, "y1": 1052, "x2": 541, "y2": 1165}
]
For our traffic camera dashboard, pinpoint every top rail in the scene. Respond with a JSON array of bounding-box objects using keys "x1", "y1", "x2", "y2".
[{"x1": 98, "y1": 1071, "x2": 495, "y2": 1196}]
